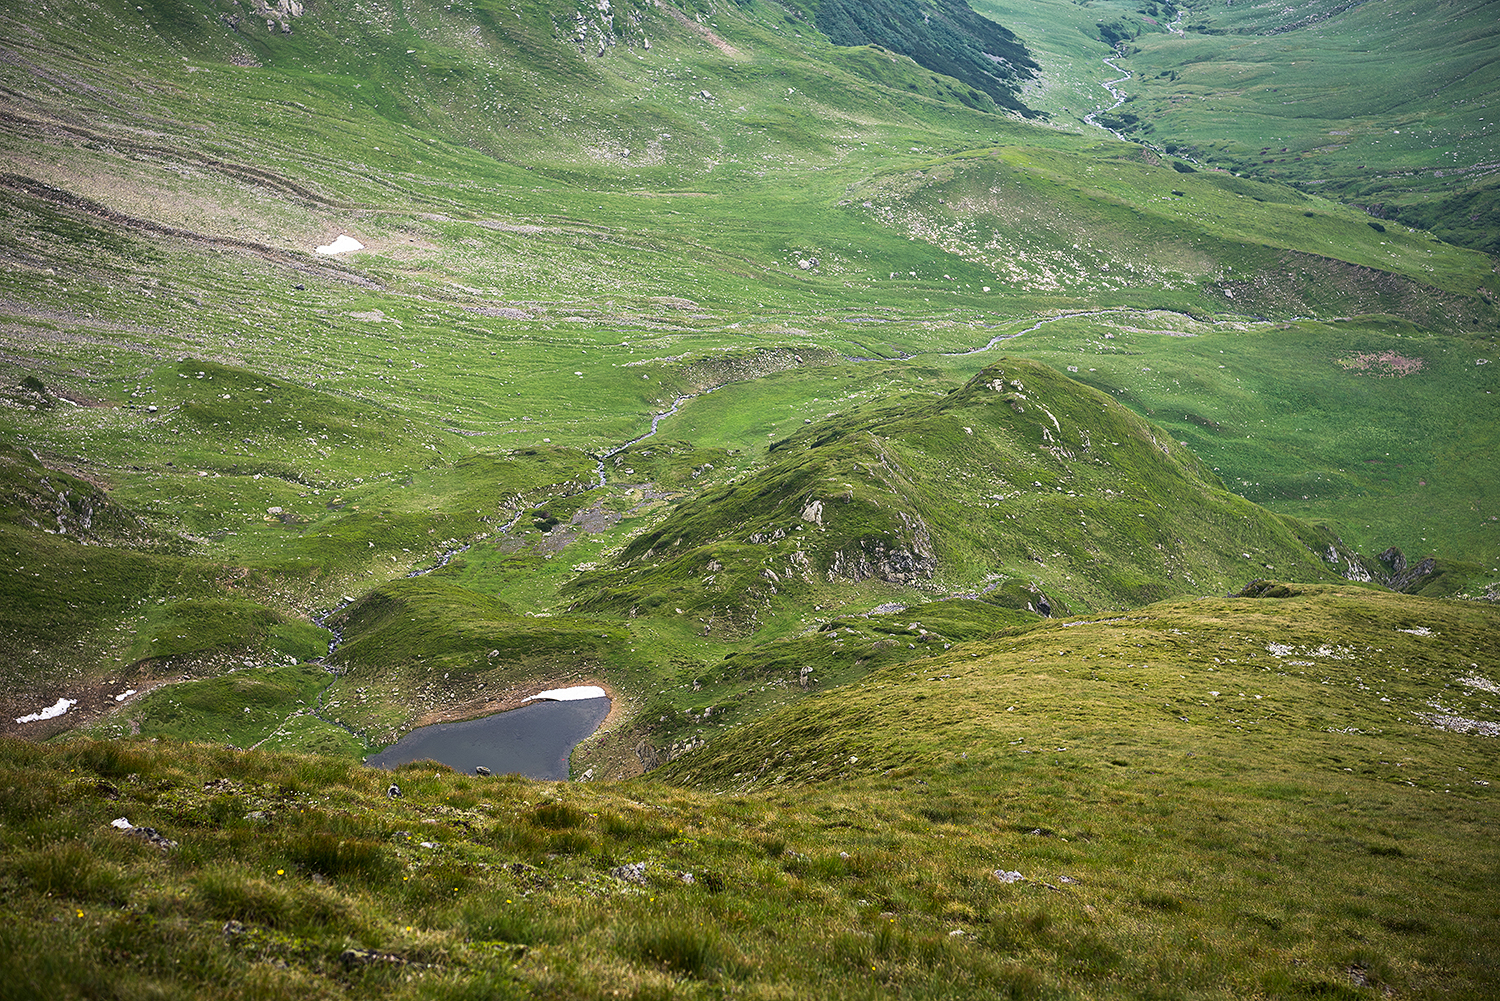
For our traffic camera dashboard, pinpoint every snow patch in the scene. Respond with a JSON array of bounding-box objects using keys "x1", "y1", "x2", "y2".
[
  {"x1": 525, "y1": 685, "x2": 607, "y2": 702},
  {"x1": 315, "y1": 234, "x2": 364, "y2": 255},
  {"x1": 15, "y1": 697, "x2": 75, "y2": 723}
]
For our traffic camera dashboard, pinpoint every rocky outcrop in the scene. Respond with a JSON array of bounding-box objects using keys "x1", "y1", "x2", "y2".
[
  {"x1": 1378, "y1": 547, "x2": 1439, "y2": 593},
  {"x1": 827, "y1": 514, "x2": 936, "y2": 585},
  {"x1": 246, "y1": 0, "x2": 302, "y2": 34}
]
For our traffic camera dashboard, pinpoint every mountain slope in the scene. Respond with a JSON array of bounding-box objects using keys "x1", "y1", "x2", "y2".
[
  {"x1": 567, "y1": 358, "x2": 1342, "y2": 628},
  {"x1": 1040, "y1": 0, "x2": 1500, "y2": 253},
  {"x1": 2, "y1": 585, "x2": 1497, "y2": 999}
]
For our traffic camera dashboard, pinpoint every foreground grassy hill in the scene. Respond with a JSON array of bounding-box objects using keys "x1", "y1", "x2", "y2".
[{"x1": 3, "y1": 586, "x2": 1497, "y2": 999}]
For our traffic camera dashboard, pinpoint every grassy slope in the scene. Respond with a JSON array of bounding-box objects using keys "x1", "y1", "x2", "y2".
[
  {"x1": 0, "y1": 0, "x2": 1494, "y2": 737},
  {"x1": 0, "y1": 2, "x2": 1497, "y2": 994},
  {"x1": 568, "y1": 358, "x2": 1343, "y2": 625},
  {"x1": 968, "y1": 313, "x2": 1500, "y2": 572},
  {"x1": 2, "y1": 586, "x2": 1497, "y2": 1000},
  {"x1": 1073, "y1": 0, "x2": 1500, "y2": 252}
]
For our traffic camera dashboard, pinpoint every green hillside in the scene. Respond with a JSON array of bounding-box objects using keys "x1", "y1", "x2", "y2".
[
  {"x1": 0, "y1": 0, "x2": 1497, "y2": 995},
  {"x1": 4, "y1": 586, "x2": 1499, "y2": 999},
  {"x1": 567, "y1": 358, "x2": 1341, "y2": 626},
  {"x1": 999, "y1": 0, "x2": 1500, "y2": 253}
]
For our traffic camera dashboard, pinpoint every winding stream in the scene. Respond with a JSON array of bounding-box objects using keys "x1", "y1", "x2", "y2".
[
  {"x1": 592, "y1": 391, "x2": 700, "y2": 487},
  {"x1": 1083, "y1": 56, "x2": 1134, "y2": 141},
  {"x1": 1083, "y1": 8, "x2": 1185, "y2": 143},
  {"x1": 944, "y1": 308, "x2": 1139, "y2": 356}
]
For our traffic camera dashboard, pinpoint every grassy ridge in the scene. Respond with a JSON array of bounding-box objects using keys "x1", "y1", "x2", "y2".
[
  {"x1": 3, "y1": 585, "x2": 1496, "y2": 999},
  {"x1": 568, "y1": 358, "x2": 1342, "y2": 628},
  {"x1": 965, "y1": 313, "x2": 1500, "y2": 573}
]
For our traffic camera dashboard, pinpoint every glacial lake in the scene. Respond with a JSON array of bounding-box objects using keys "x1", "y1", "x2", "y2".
[{"x1": 364, "y1": 697, "x2": 610, "y2": 780}]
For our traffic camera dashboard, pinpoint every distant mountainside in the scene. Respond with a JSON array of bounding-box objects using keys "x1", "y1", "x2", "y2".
[{"x1": 974, "y1": 0, "x2": 1500, "y2": 253}]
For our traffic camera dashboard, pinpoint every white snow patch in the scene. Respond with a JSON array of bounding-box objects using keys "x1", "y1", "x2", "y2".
[
  {"x1": 15, "y1": 697, "x2": 76, "y2": 723},
  {"x1": 115, "y1": 689, "x2": 138, "y2": 702},
  {"x1": 525, "y1": 685, "x2": 607, "y2": 702},
  {"x1": 315, "y1": 234, "x2": 364, "y2": 255}
]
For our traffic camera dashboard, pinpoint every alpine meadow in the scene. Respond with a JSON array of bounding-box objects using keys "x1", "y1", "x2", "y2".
[{"x1": 0, "y1": 0, "x2": 1497, "y2": 998}]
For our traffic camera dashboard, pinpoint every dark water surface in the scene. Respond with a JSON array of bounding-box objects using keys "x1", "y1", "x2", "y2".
[{"x1": 364, "y1": 698, "x2": 610, "y2": 779}]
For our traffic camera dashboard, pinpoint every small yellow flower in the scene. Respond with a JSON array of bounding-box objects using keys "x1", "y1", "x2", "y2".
[{"x1": 276, "y1": 869, "x2": 284, "y2": 876}]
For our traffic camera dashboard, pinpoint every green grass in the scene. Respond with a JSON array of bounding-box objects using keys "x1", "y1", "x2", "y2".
[
  {"x1": 567, "y1": 357, "x2": 1345, "y2": 627},
  {"x1": 1056, "y1": 0, "x2": 1500, "y2": 253},
  {"x1": 2, "y1": 584, "x2": 1496, "y2": 999},
  {"x1": 0, "y1": 4, "x2": 1497, "y2": 993},
  {"x1": 80, "y1": 658, "x2": 343, "y2": 750},
  {"x1": 959, "y1": 313, "x2": 1500, "y2": 572}
]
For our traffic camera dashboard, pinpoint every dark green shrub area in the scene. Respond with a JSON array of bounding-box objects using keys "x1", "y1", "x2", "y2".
[{"x1": 810, "y1": 0, "x2": 1040, "y2": 114}]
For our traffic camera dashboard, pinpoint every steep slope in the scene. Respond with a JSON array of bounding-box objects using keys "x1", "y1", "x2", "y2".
[
  {"x1": 0, "y1": 0, "x2": 1494, "y2": 763},
  {"x1": 807, "y1": 0, "x2": 1040, "y2": 115}
]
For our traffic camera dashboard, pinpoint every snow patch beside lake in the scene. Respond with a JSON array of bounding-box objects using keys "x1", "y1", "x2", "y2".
[
  {"x1": 315, "y1": 234, "x2": 364, "y2": 255},
  {"x1": 525, "y1": 685, "x2": 607, "y2": 702},
  {"x1": 15, "y1": 697, "x2": 76, "y2": 723}
]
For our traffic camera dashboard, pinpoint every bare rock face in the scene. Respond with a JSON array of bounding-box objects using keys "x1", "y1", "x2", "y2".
[
  {"x1": 827, "y1": 515, "x2": 936, "y2": 585},
  {"x1": 1378, "y1": 547, "x2": 1439, "y2": 593},
  {"x1": 246, "y1": 0, "x2": 302, "y2": 34},
  {"x1": 827, "y1": 540, "x2": 934, "y2": 584}
]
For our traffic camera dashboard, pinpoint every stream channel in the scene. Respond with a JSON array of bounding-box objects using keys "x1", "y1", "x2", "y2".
[{"x1": 299, "y1": 392, "x2": 702, "y2": 778}]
